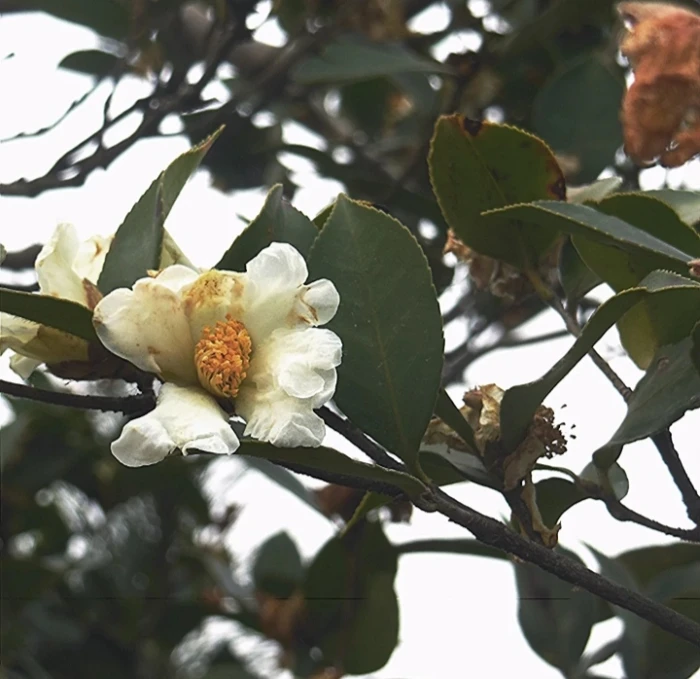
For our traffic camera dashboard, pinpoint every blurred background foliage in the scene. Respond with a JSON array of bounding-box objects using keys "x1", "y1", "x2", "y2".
[{"x1": 2, "y1": 0, "x2": 699, "y2": 677}]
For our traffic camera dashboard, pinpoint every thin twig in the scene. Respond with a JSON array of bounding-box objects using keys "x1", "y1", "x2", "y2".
[
  {"x1": 0, "y1": 282, "x2": 39, "y2": 292},
  {"x1": 548, "y1": 291, "x2": 632, "y2": 400},
  {"x1": 0, "y1": 12, "x2": 252, "y2": 197},
  {"x1": 0, "y1": 379, "x2": 155, "y2": 414},
  {"x1": 535, "y1": 464, "x2": 700, "y2": 541},
  {"x1": 530, "y1": 277, "x2": 700, "y2": 535},
  {"x1": 652, "y1": 430, "x2": 700, "y2": 526},
  {"x1": 1, "y1": 244, "x2": 41, "y2": 270},
  {"x1": 603, "y1": 495, "x2": 700, "y2": 542},
  {"x1": 318, "y1": 406, "x2": 403, "y2": 471}
]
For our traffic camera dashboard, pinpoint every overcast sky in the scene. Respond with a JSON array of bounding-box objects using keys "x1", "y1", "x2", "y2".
[{"x1": 1, "y1": 4, "x2": 699, "y2": 678}]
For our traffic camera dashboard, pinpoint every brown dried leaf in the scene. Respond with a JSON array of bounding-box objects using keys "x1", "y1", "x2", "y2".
[{"x1": 618, "y1": 2, "x2": 700, "y2": 167}]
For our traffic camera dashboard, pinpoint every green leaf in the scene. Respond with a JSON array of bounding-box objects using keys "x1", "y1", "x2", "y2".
[
  {"x1": 501, "y1": 274, "x2": 700, "y2": 452},
  {"x1": 692, "y1": 322, "x2": 700, "y2": 375},
  {"x1": 514, "y1": 546, "x2": 598, "y2": 672},
  {"x1": 0, "y1": 289, "x2": 98, "y2": 343},
  {"x1": 594, "y1": 337, "x2": 700, "y2": 469},
  {"x1": 646, "y1": 189, "x2": 700, "y2": 227},
  {"x1": 589, "y1": 546, "x2": 646, "y2": 659},
  {"x1": 307, "y1": 196, "x2": 444, "y2": 471},
  {"x1": 27, "y1": 0, "x2": 129, "y2": 39},
  {"x1": 98, "y1": 127, "x2": 222, "y2": 294},
  {"x1": 618, "y1": 544, "x2": 700, "y2": 591},
  {"x1": 484, "y1": 201, "x2": 696, "y2": 271},
  {"x1": 617, "y1": 271, "x2": 700, "y2": 369},
  {"x1": 558, "y1": 236, "x2": 601, "y2": 305},
  {"x1": 533, "y1": 477, "x2": 587, "y2": 528},
  {"x1": 642, "y1": 563, "x2": 700, "y2": 679},
  {"x1": 575, "y1": 193, "x2": 700, "y2": 274},
  {"x1": 610, "y1": 545, "x2": 700, "y2": 679},
  {"x1": 576, "y1": 637, "x2": 624, "y2": 675},
  {"x1": 433, "y1": 389, "x2": 478, "y2": 453},
  {"x1": 240, "y1": 455, "x2": 321, "y2": 514},
  {"x1": 236, "y1": 441, "x2": 426, "y2": 499},
  {"x1": 203, "y1": 664, "x2": 261, "y2": 679},
  {"x1": 419, "y1": 448, "x2": 499, "y2": 488},
  {"x1": 313, "y1": 202, "x2": 335, "y2": 229},
  {"x1": 579, "y1": 461, "x2": 629, "y2": 500},
  {"x1": 567, "y1": 177, "x2": 622, "y2": 204},
  {"x1": 59, "y1": 49, "x2": 119, "y2": 78},
  {"x1": 500, "y1": 287, "x2": 645, "y2": 451},
  {"x1": 572, "y1": 194, "x2": 700, "y2": 367},
  {"x1": 279, "y1": 143, "x2": 447, "y2": 227},
  {"x1": 252, "y1": 532, "x2": 304, "y2": 598},
  {"x1": 292, "y1": 34, "x2": 451, "y2": 84},
  {"x1": 532, "y1": 54, "x2": 624, "y2": 183},
  {"x1": 215, "y1": 184, "x2": 318, "y2": 271},
  {"x1": 303, "y1": 522, "x2": 399, "y2": 674},
  {"x1": 429, "y1": 115, "x2": 566, "y2": 266},
  {"x1": 340, "y1": 77, "x2": 395, "y2": 138},
  {"x1": 396, "y1": 537, "x2": 508, "y2": 560}
]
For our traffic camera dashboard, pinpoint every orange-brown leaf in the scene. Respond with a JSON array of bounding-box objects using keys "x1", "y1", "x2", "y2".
[{"x1": 617, "y1": 2, "x2": 700, "y2": 167}]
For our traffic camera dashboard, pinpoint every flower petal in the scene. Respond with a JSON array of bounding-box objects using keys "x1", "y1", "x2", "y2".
[
  {"x1": 9, "y1": 354, "x2": 42, "y2": 379},
  {"x1": 72, "y1": 233, "x2": 113, "y2": 285},
  {"x1": 242, "y1": 396, "x2": 327, "y2": 447},
  {"x1": 111, "y1": 383, "x2": 239, "y2": 467},
  {"x1": 241, "y1": 244, "x2": 340, "y2": 341},
  {"x1": 246, "y1": 242, "x2": 308, "y2": 291},
  {"x1": 35, "y1": 224, "x2": 87, "y2": 304},
  {"x1": 294, "y1": 279, "x2": 340, "y2": 326},
  {"x1": 93, "y1": 268, "x2": 200, "y2": 383},
  {"x1": 182, "y1": 269, "x2": 246, "y2": 340},
  {"x1": 0, "y1": 313, "x2": 39, "y2": 353},
  {"x1": 237, "y1": 327, "x2": 342, "y2": 447},
  {"x1": 1, "y1": 314, "x2": 41, "y2": 378},
  {"x1": 160, "y1": 230, "x2": 197, "y2": 269},
  {"x1": 1, "y1": 313, "x2": 89, "y2": 377}
]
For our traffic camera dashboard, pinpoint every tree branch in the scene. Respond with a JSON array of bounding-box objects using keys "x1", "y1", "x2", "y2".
[
  {"x1": 429, "y1": 487, "x2": 700, "y2": 648},
  {"x1": 265, "y1": 458, "x2": 405, "y2": 498},
  {"x1": 0, "y1": 379, "x2": 155, "y2": 414},
  {"x1": 320, "y1": 406, "x2": 700, "y2": 644}
]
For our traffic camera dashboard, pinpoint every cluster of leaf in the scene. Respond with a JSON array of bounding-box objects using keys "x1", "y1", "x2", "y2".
[
  {"x1": 4, "y1": 102, "x2": 700, "y2": 675},
  {"x1": 0, "y1": 377, "x2": 413, "y2": 677},
  {"x1": 5, "y1": 0, "x2": 640, "y2": 296},
  {"x1": 3, "y1": 0, "x2": 700, "y2": 676}
]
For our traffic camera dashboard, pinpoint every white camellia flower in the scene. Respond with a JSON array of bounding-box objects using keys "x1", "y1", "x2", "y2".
[
  {"x1": 93, "y1": 242, "x2": 342, "y2": 467},
  {"x1": 0, "y1": 223, "x2": 111, "y2": 378},
  {"x1": 0, "y1": 225, "x2": 195, "y2": 379}
]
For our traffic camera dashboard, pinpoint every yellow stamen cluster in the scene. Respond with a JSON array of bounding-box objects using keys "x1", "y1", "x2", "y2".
[{"x1": 194, "y1": 314, "x2": 252, "y2": 398}]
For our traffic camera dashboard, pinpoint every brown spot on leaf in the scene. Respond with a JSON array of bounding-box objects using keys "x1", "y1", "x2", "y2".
[
  {"x1": 689, "y1": 258, "x2": 700, "y2": 278},
  {"x1": 548, "y1": 176, "x2": 567, "y2": 201},
  {"x1": 462, "y1": 117, "x2": 483, "y2": 136}
]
